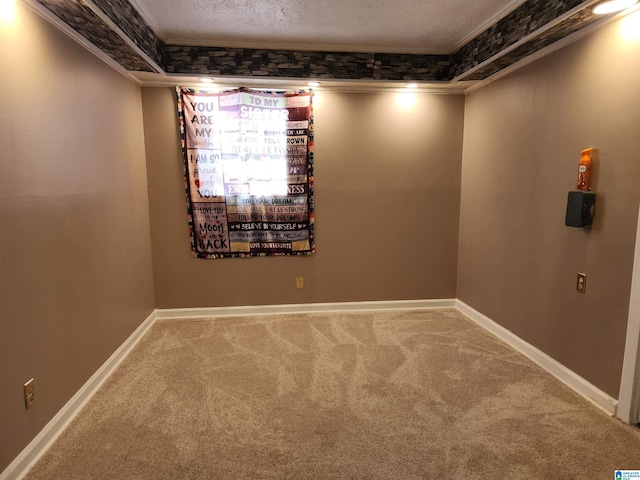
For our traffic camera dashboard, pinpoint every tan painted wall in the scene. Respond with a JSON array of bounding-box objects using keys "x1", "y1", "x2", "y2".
[
  {"x1": 5, "y1": 1, "x2": 638, "y2": 472},
  {"x1": 143, "y1": 88, "x2": 464, "y2": 308},
  {"x1": 0, "y1": 3, "x2": 155, "y2": 471},
  {"x1": 458, "y1": 14, "x2": 640, "y2": 397}
]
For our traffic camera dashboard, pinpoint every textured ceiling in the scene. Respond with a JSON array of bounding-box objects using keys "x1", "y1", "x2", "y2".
[
  {"x1": 132, "y1": 0, "x2": 528, "y2": 54},
  {"x1": 29, "y1": 0, "x2": 627, "y2": 89}
]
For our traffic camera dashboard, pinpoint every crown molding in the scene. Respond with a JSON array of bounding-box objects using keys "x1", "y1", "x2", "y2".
[
  {"x1": 134, "y1": 72, "x2": 472, "y2": 94},
  {"x1": 82, "y1": 0, "x2": 164, "y2": 73},
  {"x1": 22, "y1": 0, "x2": 142, "y2": 84},
  {"x1": 462, "y1": 3, "x2": 640, "y2": 93},
  {"x1": 25, "y1": 0, "x2": 638, "y2": 95},
  {"x1": 127, "y1": 0, "x2": 167, "y2": 42},
  {"x1": 452, "y1": 0, "x2": 600, "y2": 83},
  {"x1": 449, "y1": 0, "x2": 529, "y2": 53}
]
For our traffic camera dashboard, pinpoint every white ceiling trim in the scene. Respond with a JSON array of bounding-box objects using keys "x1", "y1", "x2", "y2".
[
  {"x1": 27, "y1": 0, "x2": 635, "y2": 95},
  {"x1": 451, "y1": 0, "x2": 599, "y2": 82},
  {"x1": 449, "y1": 0, "x2": 529, "y2": 53},
  {"x1": 127, "y1": 0, "x2": 167, "y2": 42},
  {"x1": 127, "y1": 0, "x2": 540, "y2": 56},
  {"x1": 22, "y1": 0, "x2": 142, "y2": 84},
  {"x1": 82, "y1": 0, "x2": 164, "y2": 74},
  {"x1": 465, "y1": 3, "x2": 640, "y2": 94},
  {"x1": 130, "y1": 0, "x2": 531, "y2": 55},
  {"x1": 134, "y1": 72, "x2": 473, "y2": 94}
]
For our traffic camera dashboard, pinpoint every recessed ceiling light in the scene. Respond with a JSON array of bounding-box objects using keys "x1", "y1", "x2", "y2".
[
  {"x1": 593, "y1": 0, "x2": 638, "y2": 14},
  {"x1": 405, "y1": 83, "x2": 418, "y2": 89},
  {"x1": 308, "y1": 81, "x2": 320, "y2": 87},
  {"x1": 200, "y1": 78, "x2": 214, "y2": 83},
  {"x1": 0, "y1": 0, "x2": 17, "y2": 22}
]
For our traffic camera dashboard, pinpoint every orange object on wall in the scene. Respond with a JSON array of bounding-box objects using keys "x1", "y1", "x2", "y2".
[{"x1": 577, "y1": 148, "x2": 593, "y2": 191}]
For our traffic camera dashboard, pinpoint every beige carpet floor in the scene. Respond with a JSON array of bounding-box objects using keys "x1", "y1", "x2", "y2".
[{"x1": 23, "y1": 309, "x2": 640, "y2": 479}]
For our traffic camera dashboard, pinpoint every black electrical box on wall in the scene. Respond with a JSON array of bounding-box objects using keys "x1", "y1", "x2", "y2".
[{"x1": 565, "y1": 191, "x2": 596, "y2": 227}]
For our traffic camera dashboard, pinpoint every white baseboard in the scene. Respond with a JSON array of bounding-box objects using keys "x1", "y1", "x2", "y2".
[
  {"x1": 155, "y1": 298, "x2": 457, "y2": 320},
  {"x1": 3, "y1": 298, "x2": 621, "y2": 480},
  {"x1": 455, "y1": 299, "x2": 618, "y2": 415},
  {"x1": 0, "y1": 310, "x2": 158, "y2": 480}
]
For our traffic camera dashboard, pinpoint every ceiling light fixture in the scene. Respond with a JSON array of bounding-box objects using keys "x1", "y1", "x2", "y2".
[
  {"x1": 405, "y1": 83, "x2": 418, "y2": 89},
  {"x1": 0, "y1": 0, "x2": 17, "y2": 23},
  {"x1": 199, "y1": 78, "x2": 214, "y2": 83},
  {"x1": 308, "y1": 81, "x2": 320, "y2": 87},
  {"x1": 593, "y1": 0, "x2": 638, "y2": 14}
]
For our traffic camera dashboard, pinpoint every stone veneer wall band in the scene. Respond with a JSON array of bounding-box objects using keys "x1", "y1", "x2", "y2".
[
  {"x1": 89, "y1": 0, "x2": 165, "y2": 68},
  {"x1": 450, "y1": 0, "x2": 588, "y2": 78},
  {"x1": 164, "y1": 46, "x2": 451, "y2": 81},
  {"x1": 459, "y1": 7, "x2": 603, "y2": 81},
  {"x1": 32, "y1": 0, "x2": 619, "y2": 84},
  {"x1": 35, "y1": 0, "x2": 156, "y2": 72}
]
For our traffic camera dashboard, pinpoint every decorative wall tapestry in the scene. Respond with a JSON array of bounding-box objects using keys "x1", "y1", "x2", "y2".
[{"x1": 176, "y1": 87, "x2": 315, "y2": 258}]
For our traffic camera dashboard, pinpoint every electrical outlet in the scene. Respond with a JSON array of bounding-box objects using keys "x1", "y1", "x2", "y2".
[
  {"x1": 24, "y1": 378, "x2": 35, "y2": 409},
  {"x1": 295, "y1": 276, "x2": 304, "y2": 289},
  {"x1": 576, "y1": 273, "x2": 587, "y2": 294}
]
